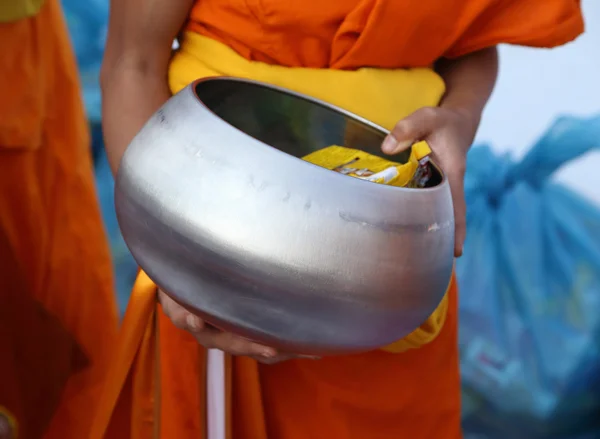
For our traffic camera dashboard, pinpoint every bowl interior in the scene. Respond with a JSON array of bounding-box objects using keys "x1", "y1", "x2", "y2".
[{"x1": 193, "y1": 78, "x2": 442, "y2": 187}]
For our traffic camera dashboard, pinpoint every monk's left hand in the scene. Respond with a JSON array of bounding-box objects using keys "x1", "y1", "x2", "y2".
[
  {"x1": 381, "y1": 106, "x2": 479, "y2": 257},
  {"x1": 158, "y1": 289, "x2": 319, "y2": 364}
]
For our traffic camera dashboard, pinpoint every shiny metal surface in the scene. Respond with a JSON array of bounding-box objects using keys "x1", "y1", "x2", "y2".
[{"x1": 115, "y1": 77, "x2": 454, "y2": 355}]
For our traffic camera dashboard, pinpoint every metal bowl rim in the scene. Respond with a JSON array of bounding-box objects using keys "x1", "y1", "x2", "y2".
[{"x1": 188, "y1": 76, "x2": 448, "y2": 192}]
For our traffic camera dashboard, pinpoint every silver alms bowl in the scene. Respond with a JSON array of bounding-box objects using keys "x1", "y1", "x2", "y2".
[{"x1": 115, "y1": 77, "x2": 454, "y2": 355}]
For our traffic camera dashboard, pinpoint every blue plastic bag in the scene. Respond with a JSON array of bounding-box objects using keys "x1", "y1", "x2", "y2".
[
  {"x1": 457, "y1": 115, "x2": 600, "y2": 438},
  {"x1": 61, "y1": 0, "x2": 109, "y2": 123}
]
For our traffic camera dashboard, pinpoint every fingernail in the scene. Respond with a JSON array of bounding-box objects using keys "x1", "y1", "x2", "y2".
[
  {"x1": 253, "y1": 344, "x2": 276, "y2": 358},
  {"x1": 186, "y1": 314, "x2": 200, "y2": 331},
  {"x1": 381, "y1": 135, "x2": 398, "y2": 153},
  {"x1": 382, "y1": 136, "x2": 413, "y2": 154},
  {"x1": 260, "y1": 350, "x2": 276, "y2": 358}
]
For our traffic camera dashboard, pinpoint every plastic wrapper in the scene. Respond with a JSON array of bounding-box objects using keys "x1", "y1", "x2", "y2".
[
  {"x1": 457, "y1": 114, "x2": 600, "y2": 438},
  {"x1": 304, "y1": 141, "x2": 433, "y2": 188}
]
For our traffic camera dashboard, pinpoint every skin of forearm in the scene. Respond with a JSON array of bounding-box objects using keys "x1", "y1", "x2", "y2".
[
  {"x1": 100, "y1": 67, "x2": 171, "y2": 176},
  {"x1": 100, "y1": 0, "x2": 193, "y2": 176},
  {"x1": 435, "y1": 46, "x2": 499, "y2": 149}
]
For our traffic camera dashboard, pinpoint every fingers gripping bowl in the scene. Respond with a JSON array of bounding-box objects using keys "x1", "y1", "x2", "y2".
[{"x1": 115, "y1": 77, "x2": 454, "y2": 355}]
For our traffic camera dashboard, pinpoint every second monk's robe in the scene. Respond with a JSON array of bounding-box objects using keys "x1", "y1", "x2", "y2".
[{"x1": 0, "y1": 0, "x2": 119, "y2": 438}]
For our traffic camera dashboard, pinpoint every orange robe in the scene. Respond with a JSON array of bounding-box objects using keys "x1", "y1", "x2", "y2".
[
  {"x1": 0, "y1": 1, "x2": 119, "y2": 438},
  {"x1": 91, "y1": 1, "x2": 583, "y2": 438}
]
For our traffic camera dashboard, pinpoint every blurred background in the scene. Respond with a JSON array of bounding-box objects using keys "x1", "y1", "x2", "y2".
[{"x1": 61, "y1": 0, "x2": 600, "y2": 437}]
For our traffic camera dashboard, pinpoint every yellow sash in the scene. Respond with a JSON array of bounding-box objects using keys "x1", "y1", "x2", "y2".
[{"x1": 167, "y1": 32, "x2": 450, "y2": 352}]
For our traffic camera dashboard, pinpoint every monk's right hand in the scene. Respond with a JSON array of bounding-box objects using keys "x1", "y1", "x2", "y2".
[{"x1": 158, "y1": 289, "x2": 318, "y2": 364}]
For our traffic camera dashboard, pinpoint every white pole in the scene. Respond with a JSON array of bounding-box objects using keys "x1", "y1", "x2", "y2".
[{"x1": 206, "y1": 349, "x2": 226, "y2": 439}]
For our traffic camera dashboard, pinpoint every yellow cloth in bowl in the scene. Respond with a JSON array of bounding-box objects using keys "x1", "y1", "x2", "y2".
[{"x1": 303, "y1": 142, "x2": 431, "y2": 187}]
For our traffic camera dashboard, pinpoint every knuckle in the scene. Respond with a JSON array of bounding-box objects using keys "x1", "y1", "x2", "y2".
[
  {"x1": 255, "y1": 356, "x2": 276, "y2": 364},
  {"x1": 228, "y1": 339, "x2": 253, "y2": 356},
  {"x1": 418, "y1": 106, "x2": 438, "y2": 120},
  {"x1": 165, "y1": 309, "x2": 193, "y2": 332},
  {"x1": 159, "y1": 291, "x2": 202, "y2": 334},
  {"x1": 256, "y1": 355, "x2": 284, "y2": 365},
  {"x1": 390, "y1": 121, "x2": 408, "y2": 137},
  {"x1": 170, "y1": 313, "x2": 189, "y2": 331},
  {"x1": 193, "y1": 333, "x2": 215, "y2": 349}
]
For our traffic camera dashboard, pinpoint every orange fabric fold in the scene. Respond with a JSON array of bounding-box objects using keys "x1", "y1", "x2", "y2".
[
  {"x1": 0, "y1": 231, "x2": 84, "y2": 439},
  {"x1": 0, "y1": 0, "x2": 119, "y2": 437},
  {"x1": 444, "y1": 0, "x2": 584, "y2": 58},
  {"x1": 90, "y1": 273, "x2": 209, "y2": 439},
  {"x1": 89, "y1": 272, "x2": 157, "y2": 439},
  {"x1": 92, "y1": 274, "x2": 461, "y2": 438},
  {"x1": 188, "y1": 0, "x2": 583, "y2": 69},
  {"x1": 157, "y1": 299, "x2": 207, "y2": 438}
]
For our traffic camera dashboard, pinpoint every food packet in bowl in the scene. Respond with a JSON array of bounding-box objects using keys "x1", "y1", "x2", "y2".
[{"x1": 302, "y1": 141, "x2": 432, "y2": 188}]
